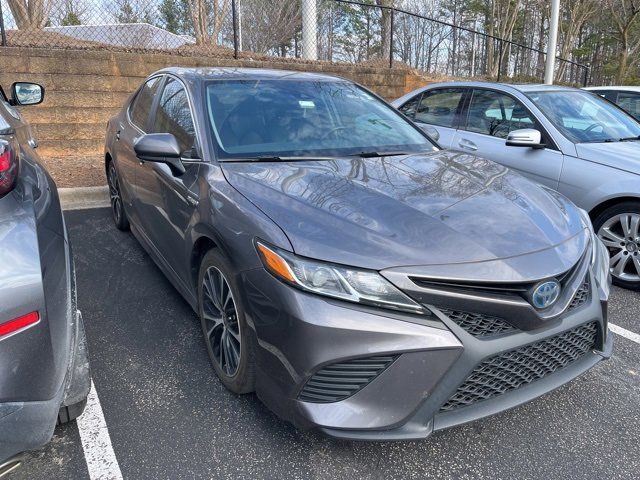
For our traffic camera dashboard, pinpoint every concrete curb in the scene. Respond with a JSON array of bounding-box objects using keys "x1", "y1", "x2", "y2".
[{"x1": 59, "y1": 186, "x2": 110, "y2": 211}]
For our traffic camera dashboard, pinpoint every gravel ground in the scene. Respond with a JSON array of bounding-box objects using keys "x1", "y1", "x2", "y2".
[{"x1": 9, "y1": 208, "x2": 640, "y2": 480}]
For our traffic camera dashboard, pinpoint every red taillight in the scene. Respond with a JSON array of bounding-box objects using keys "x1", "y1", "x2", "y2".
[
  {"x1": 0, "y1": 139, "x2": 17, "y2": 196},
  {"x1": 0, "y1": 311, "x2": 40, "y2": 338}
]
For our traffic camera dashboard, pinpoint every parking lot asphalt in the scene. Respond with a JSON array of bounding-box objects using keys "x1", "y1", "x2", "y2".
[{"x1": 9, "y1": 207, "x2": 640, "y2": 480}]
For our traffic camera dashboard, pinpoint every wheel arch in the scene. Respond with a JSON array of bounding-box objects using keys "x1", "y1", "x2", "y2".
[
  {"x1": 190, "y1": 234, "x2": 219, "y2": 291},
  {"x1": 589, "y1": 196, "x2": 640, "y2": 223}
]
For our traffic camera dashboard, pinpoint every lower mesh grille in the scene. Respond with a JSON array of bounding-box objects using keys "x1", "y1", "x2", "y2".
[
  {"x1": 567, "y1": 277, "x2": 590, "y2": 313},
  {"x1": 440, "y1": 321, "x2": 598, "y2": 412},
  {"x1": 439, "y1": 308, "x2": 515, "y2": 337},
  {"x1": 298, "y1": 356, "x2": 398, "y2": 403}
]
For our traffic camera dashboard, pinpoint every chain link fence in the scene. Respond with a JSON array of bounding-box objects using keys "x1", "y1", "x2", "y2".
[{"x1": 0, "y1": 0, "x2": 589, "y2": 85}]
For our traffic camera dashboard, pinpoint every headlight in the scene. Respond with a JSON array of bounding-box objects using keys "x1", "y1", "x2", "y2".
[
  {"x1": 255, "y1": 241, "x2": 424, "y2": 314},
  {"x1": 579, "y1": 209, "x2": 610, "y2": 298}
]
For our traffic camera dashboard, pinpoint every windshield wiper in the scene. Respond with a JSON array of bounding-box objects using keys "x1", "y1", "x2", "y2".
[
  {"x1": 352, "y1": 151, "x2": 411, "y2": 158},
  {"x1": 620, "y1": 135, "x2": 640, "y2": 142},
  {"x1": 219, "y1": 155, "x2": 341, "y2": 162}
]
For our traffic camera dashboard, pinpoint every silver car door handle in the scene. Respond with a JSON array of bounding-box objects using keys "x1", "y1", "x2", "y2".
[
  {"x1": 28, "y1": 138, "x2": 38, "y2": 149},
  {"x1": 458, "y1": 139, "x2": 478, "y2": 151}
]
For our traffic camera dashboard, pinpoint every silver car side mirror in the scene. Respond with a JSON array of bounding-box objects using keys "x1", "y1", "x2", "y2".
[
  {"x1": 419, "y1": 124, "x2": 440, "y2": 142},
  {"x1": 506, "y1": 128, "x2": 544, "y2": 149}
]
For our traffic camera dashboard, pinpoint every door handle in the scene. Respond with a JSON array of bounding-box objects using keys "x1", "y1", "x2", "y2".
[
  {"x1": 28, "y1": 138, "x2": 38, "y2": 149},
  {"x1": 115, "y1": 130, "x2": 121, "y2": 141},
  {"x1": 458, "y1": 139, "x2": 478, "y2": 151}
]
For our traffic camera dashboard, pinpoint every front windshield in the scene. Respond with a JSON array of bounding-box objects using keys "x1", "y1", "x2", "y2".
[
  {"x1": 205, "y1": 79, "x2": 437, "y2": 159},
  {"x1": 527, "y1": 90, "x2": 640, "y2": 143}
]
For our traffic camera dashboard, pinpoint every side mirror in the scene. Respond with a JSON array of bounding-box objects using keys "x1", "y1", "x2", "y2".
[
  {"x1": 11, "y1": 82, "x2": 44, "y2": 106},
  {"x1": 419, "y1": 124, "x2": 440, "y2": 142},
  {"x1": 133, "y1": 133, "x2": 185, "y2": 176},
  {"x1": 506, "y1": 128, "x2": 545, "y2": 149}
]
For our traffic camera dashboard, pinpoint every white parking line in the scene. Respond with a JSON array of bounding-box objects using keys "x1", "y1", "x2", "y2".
[
  {"x1": 610, "y1": 323, "x2": 640, "y2": 345},
  {"x1": 76, "y1": 382, "x2": 123, "y2": 480}
]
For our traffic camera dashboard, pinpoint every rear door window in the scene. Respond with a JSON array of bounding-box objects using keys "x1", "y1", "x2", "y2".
[{"x1": 414, "y1": 88, "x2": 465, "y2": 127}]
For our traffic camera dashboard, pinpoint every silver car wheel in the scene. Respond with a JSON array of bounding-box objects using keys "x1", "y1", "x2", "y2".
[
  {"x1": 202, "y1": 266, "x2": 242, "y2": 377},
  {"x1": 597, "y1": 212, "x2": 640, "y2": 282}
]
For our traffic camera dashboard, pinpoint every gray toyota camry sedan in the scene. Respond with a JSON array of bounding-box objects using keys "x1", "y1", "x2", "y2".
[
  {"x1": 104, "y1": 68, "x2": 612, "y2": 440},
  {"x1": 1, "y1": 82, "x2": 90, "y2": 469}
]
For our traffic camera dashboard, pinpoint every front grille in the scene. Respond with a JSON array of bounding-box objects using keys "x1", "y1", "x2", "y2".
[
  {"x1": 567, "y1": 277, "x2": 590, "y2": 313},
  {"x1": 440, "y1": 321, "x2": 598, "y2": 412},
  {"x1": 298, "y1": 355, "x2": 398, "y2": 403},
  {"x1": 439, "y1": 308, "x2": 515, "y2": 338}
]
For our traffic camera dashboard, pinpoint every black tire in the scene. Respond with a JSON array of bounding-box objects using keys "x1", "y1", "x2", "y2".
[
  {"x1": 57, "y1": 398, "x2": 87, "y2": 425},
  {"x1": 107, "y1": 160, "x2": 130, "y2": 231},
  {"x1": 198, "y1": 249, "x2": 256, "y2": 394},
  {"x1": 593, "y1": 201, "x2": 640, "y2": 291}
]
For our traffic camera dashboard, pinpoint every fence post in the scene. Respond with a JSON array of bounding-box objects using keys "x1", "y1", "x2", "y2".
[
  {"x1": 497, "y1": 40, "x2": 503, "y2": 82},
  {"x1": 0, "y1": 1, "x2": 7, "y2": 47},
  {"x1": 301, "y1": 0, "x2": 317, "y2": 60},
  {"x1": 231, "y1": 0, "x2": 239, "y2": 59},
  {"x1": 389, "y1": 7, "x2": 394, "y2": 68}
]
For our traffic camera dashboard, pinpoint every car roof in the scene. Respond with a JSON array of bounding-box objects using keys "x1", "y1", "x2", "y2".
[
  {"x1": 410, "y1": 81, "x2": 580, "y2": 94},
  {"x1": 153, "y1": 67, "x2": 346, "y2": 83},
  {"x1": 586, "y1": 86, "x2": 640, "y2": 92}
]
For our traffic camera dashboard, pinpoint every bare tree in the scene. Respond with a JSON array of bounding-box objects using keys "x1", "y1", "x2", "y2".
[
  {"x1": 606, "y1": 0, "x2": 640, "y2": 83},
  {"x1": 187, "y1": 0, "x2": 231, "y2": 45},
  {"x1": 240, "y1": 0, "x2": 300, "y2": 54},
  {"x1": 555, "y1": 0, "x2": 597, "y2": 81},
  {"x1": 7, "y1": 0, "x2": 55, "y2": 29}
]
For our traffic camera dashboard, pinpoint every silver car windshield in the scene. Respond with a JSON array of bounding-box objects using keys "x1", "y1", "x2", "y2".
[
  {"x1": 527, "y1": 90, "x2": 640, "y2": 143},
  {"x1": 205, "y1": 80, "x2": 437, "y2": 160}
]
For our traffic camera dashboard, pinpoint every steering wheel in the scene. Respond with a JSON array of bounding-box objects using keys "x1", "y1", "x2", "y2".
[
  {"x1": 322, "y1": 126, "x2": 350, "y2": 140},
  {"x1": 585, "y1": 122, "x2": 604, "y2": 133}
]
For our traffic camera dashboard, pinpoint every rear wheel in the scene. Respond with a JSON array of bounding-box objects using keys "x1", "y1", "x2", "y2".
[
  {"x1": 107, "y1": 161, "x2": 130, "y2": 231},
  {"x1": 198, "y1": 250, "x2": 255, "y2": 394},
  {"x1": 593, "y1": 201, "x2": 640, "y2": 291}
]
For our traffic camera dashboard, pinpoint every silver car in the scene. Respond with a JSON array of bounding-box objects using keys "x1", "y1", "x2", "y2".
[
  {"x1": 586, "y1": 86, "x2": 640, "y2": 121},
  {"x1": 393, "y1": 82, "x2": 640, "y2": 290}
]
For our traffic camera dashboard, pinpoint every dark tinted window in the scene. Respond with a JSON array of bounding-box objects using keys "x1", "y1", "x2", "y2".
[
  {"x1": 414, "y1": 88, "x2": 464, "y2": 127},
  {"x1": 398, "y1": 94, "x2": 421, "y2": 119},
  {"x1": 129, "y1": 77, "x2": 161, "y2": 130},
  {"x1": 152, "y1": 78, "x2": 196, "y2": 156},
  {"x1": 465, "y1": 89, "x2": 535, "y2": 138},
  {"x1": 616, "y1": 92, "x2": 640, "y2": 121}
]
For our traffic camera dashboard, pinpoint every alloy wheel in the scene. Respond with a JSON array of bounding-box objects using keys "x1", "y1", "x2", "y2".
[
  {"x1": 108, "y1": 164, "x2": 122, "y2": 225},
  {"x1": 201, "y1": 266, "x2": 242, "y2": 377},
  {"x1": 597, "y1": 212, "x2": 640, "y2": 282}
]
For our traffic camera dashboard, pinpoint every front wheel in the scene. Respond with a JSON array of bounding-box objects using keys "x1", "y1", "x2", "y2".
[
  {"x1": 198, "y1": 250, "x2": 256, "y2": 393},
  {"x1": 593, "y1": 201, "x2": 640, "y2": 291}
]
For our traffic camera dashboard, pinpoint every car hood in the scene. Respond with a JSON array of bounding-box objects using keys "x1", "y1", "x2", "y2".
[
  {"x1": 221, "y1": 151, "x2": 587, "y2": 274},
  {"x1": 575, "y1": 142, "x2": 640, "y2": 174}
]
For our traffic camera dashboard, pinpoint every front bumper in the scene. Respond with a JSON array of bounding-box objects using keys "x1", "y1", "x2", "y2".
[{"x1": 240, "y1": 267, "x2": 611, "y2": 440}]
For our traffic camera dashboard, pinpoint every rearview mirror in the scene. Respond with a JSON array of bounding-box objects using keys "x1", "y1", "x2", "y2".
[
  {"x1": 133, "y1": 133, "x2": 185, "y2": 176},
  {"x1": 506, "y1": 129, "x2": 544, "y2": 149},
  {"x1": 11, "y1": 82, "x2": 44, "y2": 106},
  {"x1": 419, "y1": 124, "x2": 440, "y2": 142}
]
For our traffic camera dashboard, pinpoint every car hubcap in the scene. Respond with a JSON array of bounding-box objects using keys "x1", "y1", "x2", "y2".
[
  {"x1": 108, "y1": 165, "x2": 121, "y2": 223},
  {"x1": 597, "y1": 212, "x2": 640, "y2": 282},
  {"x1": 202, "y1": 267, "x2": 241, "y2": 377}
]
